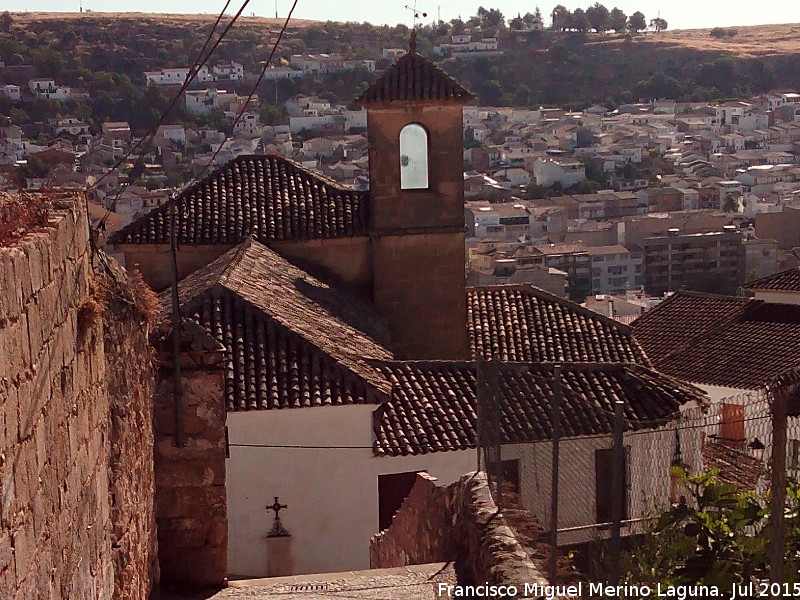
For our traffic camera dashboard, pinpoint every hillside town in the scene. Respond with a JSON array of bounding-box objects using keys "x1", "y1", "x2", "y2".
[
  {"x1": 2, "y1": 39, "x2": 800, "y2": 314},
  {"x1": 3, "y1": 16, "x2": 800, "y2": 600}
]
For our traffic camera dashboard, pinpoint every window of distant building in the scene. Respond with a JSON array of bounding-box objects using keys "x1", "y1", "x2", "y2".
[{"x1": 399, "y1": 123, "x2": 429, "y2": 190}]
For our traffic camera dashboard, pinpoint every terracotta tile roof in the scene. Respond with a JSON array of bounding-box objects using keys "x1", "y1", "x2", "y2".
[
  {"x1": 702, "y1": 440, "x2": 763, "y2": 491},
  {"x1": 160, "y1": 238, "x2": 393, "y2": 410},
  {"x1": 356, "y1": 51, "x2": 474, "y2": 105},
  {"x1": 110, "y1": 154, "x2": 370, "y2": 245},
  {"x1": 633, "y1": 292, "x2": 800, "y2": 389},
  {"x1": 467, "y1": 285, "x2": 651, "y2": 365},
  {"x1": 631, "y1": 291, "x2": 753, "y2": 363},
  {"x1": 744, "y1": 267, "x2": 800, "y2": 292},
  {"x1": 373, "y1": 362, "x2": 705, "y2": 456}
]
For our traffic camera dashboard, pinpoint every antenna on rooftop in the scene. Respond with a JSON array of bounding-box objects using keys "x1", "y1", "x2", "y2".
[{"x1": 403, "y1": 1, "x2": 427, "y2": 28}]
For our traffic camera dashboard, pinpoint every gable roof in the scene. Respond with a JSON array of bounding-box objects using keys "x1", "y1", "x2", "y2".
[
  {"x1": 161, "y1": 238, "x2": 393, "y2": 410},
  {"x1": 373, "y1": 361, "x2": 705, "y2": 456},
  {"x1": 744, "y1": 267, "x2": 800, "y2": 292},
  {"x1": 632, "y1": 291, "x2": 753, "y2": 363},
  {"x1": 356, "y1": 50, "x2": 474, "y2": 105},
  {"x1": 632, "y1": 291, "x2": 800, "y2": 389},
  {"x1": 467, "y1": 285, "x2": 651, "y2": 365},
  {"x1": 110, "y1": 154, "x2": 370, "y2": 246}
]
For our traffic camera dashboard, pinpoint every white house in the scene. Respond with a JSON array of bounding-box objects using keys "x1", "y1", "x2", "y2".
[
  {"x1": 382, "y1": 48, "x2": 407, "y2": 60},
  {"x1": 212, "y1": 62, "x2": 245, "y2": 81},
  {"x1": 28, "y1": 78, "x2": 55, "y2": 93},
  {"x1": 633, "y1": 286, "x2": 800, "y2": 491},
  {"x1": 144, "y1": 66, "x2": 211, "y2": 85},
  {"x1": 232, "y1": 113, "x2": 262, "y2": 139},
  {"x1": 533, "y1": 158, "x2": 586, "y2": 188},
  {"x1": 185, "y1": 89, "x2": 238, "y2": 115},
  {"x1": 156, "y1": 124, "x2": 186, "y2": 145},
  {"x1": 0, "y1": 84, "x2": 20, "y2": 101}
]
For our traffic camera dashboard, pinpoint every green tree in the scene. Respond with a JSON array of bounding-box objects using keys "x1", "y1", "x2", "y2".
[
  {"x1": 10, "y1": 108, "x2": 29, "y2": 124},
  {"x1": 586, "y1": 3, "x2": 610, "y2": 33},
  {"x1": 609, "y1": 7, "x2": 627, "y2": 32},
  {"x1": 650, "y1": 17, "x2": 668, "y2": 33},
  {"x1": 551, "y1": 4, "x2": 571, "y2": 31},
  {"x1": 0, "y1": 11, "x2": 13, "y2": 33},
  {"x1": 606, "y1": 467, "x2": 784, "y2": 589},
  {"x1": 31, "y1": 46, "x2": 63, "y2": 79},
  {"x1": 627, "y1": 11, "x2": 647, "y2": 34},
  {"x1": 570, "y1": 8, "x2": 591, "y2": 33}
]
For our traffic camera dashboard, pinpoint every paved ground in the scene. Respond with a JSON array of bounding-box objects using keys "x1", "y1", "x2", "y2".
[{"x1": 160, "y1": 563, "x2": 458, "y2": 600}]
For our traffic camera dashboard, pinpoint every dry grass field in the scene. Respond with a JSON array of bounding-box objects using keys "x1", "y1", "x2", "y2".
[{"x1": 590, "y1": 23, "x2": 800, "y2": 58}]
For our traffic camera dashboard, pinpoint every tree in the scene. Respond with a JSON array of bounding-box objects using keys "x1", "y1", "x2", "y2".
[
  {"x1": 570, "y1": 8, "x2": 591, "y2": 33},
  {"x1": 509, "y1": 13, "x2": 524, "y2": 30},
  {"x1": 650, "y1": 17, "x2": 668, "y2": 33},
  {"x1": 609, "y1": 7, "x2": 627, "y2": 32},
  {"x1": 586, "y1": 3, "x2": 610, "y2": 33},
  {"x1": 0, "y1": 11, "x2": 12, "y2": 33},
  {"x1": 628, "y1": 11, "x2": 647, "y2": 34},
  {"x1": 551, "y1": 5, "x2": 571, "y2": 31},
  {"x1": 605, "y1": 467, "x2": 786, "y2": 589}
]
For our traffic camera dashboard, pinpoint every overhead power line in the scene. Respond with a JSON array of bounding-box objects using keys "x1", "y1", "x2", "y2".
[
  {"x1": 91, "y1": 0, "x2": 255, "y2": 215},
  {"x1": 188, "y1": 0, "x2": 300, "y2": 186}
]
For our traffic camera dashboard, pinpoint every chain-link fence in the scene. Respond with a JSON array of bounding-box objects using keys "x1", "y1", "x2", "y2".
[{"x1": 475, "y1": 358, "x2": 800, "y2": 585}]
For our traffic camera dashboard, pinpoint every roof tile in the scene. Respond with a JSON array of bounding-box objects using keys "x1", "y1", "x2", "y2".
[
  {"x1": 373, "y1": 362, "x2": 705, "y2": 456},
  {"x1": 161, "y1": 238, "x2": 393, "y2": 410},
  {"x1": 467, "y1": 285, "x2": 650, "y2": 365},
  {"x1": 110, "y1": 154, "x2": 369, "y2": 245},
  {"x1": 357, "y1": 51, "x2": 474, "y2": 105}
]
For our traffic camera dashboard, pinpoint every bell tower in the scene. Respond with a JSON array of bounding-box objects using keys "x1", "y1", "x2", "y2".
[{"x1": 357, "y1": 33, "x2": 473, "y2": 360}]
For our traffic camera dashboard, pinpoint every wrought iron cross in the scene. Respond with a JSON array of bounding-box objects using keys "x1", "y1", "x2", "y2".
[{"x1": 266, "y1": 497, "x2": 290, "y2": 537}]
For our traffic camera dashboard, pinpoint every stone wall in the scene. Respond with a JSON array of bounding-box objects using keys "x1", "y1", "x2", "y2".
[
  {"x1": 370, "y1": 472, "x2": 548, "y2": 594},
  {"x1": 0, "y1": 193, "x2": 157, "y2": 600},
  {"x1": 101, "y1": 269, "x2": 160, "y2": 600},
  {"x1": 154, "y1": 323, "x2": 228, "y2": 589}
]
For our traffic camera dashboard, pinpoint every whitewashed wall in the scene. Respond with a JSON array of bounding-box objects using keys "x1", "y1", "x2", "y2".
[
  {"x1": 501, "y1": 423, "x2": 689, "y2": 546},
  {"x1": 225, "y1": 406, "x2": 474, "y2": 577}
]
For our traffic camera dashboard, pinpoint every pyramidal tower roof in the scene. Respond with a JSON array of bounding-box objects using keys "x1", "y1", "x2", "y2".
[{"x1": 356, "y1": 31, "x2": 474, "y2": 105}]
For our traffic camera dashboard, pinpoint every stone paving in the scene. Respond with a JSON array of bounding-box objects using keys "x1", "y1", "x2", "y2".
[{"x1": 164, "y1": 563, "x2": 458, "y2": 600}]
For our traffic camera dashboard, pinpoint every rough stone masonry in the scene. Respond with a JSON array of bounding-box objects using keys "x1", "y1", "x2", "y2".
[{"x1": 0, "y1": 191, "x2": 158, "y2": 600}]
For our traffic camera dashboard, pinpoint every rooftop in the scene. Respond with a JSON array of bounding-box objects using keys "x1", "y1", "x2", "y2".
[
  {"x1": 374, "y1": 361, "x2": 704, "y2": 456},
  {"x1": 467, "y1": 285, "x2": 651, "y2": 365},
  {"x1": 160, "y1": 238, "x2": 393, "y2": 410},
  {"x1": 109, "y1": 154, "x2": 370, "y2": 245},
  {"x1": 632, "y1": 291, "x2": 800, "y2": 389}
]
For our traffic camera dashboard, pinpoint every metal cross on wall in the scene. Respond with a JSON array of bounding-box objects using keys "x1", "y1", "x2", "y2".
[{"x1": 266, "y1": 497, "x2": 290, "y2": 538}]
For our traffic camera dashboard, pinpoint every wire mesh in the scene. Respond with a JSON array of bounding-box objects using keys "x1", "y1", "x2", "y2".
[{"x1": 475, "y1": 359, "x2": 799, "y2": 583}]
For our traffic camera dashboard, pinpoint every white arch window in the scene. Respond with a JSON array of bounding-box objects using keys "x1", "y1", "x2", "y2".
[{"x1": 399, "y1": 123, "x2": 429, "y2": 190}]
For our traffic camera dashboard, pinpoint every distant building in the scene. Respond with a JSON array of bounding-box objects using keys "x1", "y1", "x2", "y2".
[
  {"x1": 0, "y1": 84, "x2": 20, "y2": 101},
  {"x1": 532, "y1": 157, "x2": 585, "y2": 188},
  {"x1": 586, "y1": 244, "x2": 643, "y2": 294},
  {"x1": 641, "y1": 228, "x2": 744, "y2": 295},
  {"x1": 144, "y1": 66, "x2": 211, "y2": 85}
]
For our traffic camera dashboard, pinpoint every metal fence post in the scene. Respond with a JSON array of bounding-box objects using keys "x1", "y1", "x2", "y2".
[
  {"x1": 770, "y1": 387, "x2": 788, "y2": 598},
  {"x1": 610, "y1": 400, "x2": 625, "y2": 589},
  {"x1": 549, "y1": 364, "x2": 562, "y2": 583},
  {"x1": 476, "y1": 354, "x2": 485, "y2": 473}
]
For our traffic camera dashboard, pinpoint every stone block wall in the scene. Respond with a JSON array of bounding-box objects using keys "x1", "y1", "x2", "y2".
[
  {"x1": 154, "y1": 329, "x2": 228, "y2": 589},
  {"x1": 0, "y1": 193, "x2": 158, "y2": 600},
  {"x1": 101, "y1": 270, "x2": 160, "y2": 600},
  {"x1": 370, "y1": 472, "x2": 548, "y2": 594},
  {"x1": 0, "y1": 196, "x2": 113, "y2": 598}
]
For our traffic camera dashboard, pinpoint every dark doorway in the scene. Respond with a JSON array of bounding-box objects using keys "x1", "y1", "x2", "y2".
[
  {"x1": 595, "y1": 447, "x2": 629, "y2": 523},
  {"x1": 378, "y1": 470, "x2": 426, "y2": 531}
]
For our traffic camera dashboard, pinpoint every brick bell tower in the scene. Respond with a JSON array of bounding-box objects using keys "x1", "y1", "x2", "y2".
[{"x1": 356, "y1": 32, "x2": 473, "y2": 360}]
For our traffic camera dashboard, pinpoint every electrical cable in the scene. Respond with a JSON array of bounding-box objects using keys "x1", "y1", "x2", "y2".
[
  {"x1": 91, "y1": 0, "x2": 236, "y2": 192},
  {"x1": 186, "y1": 0, "x2": 300, "y2": 187}
]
